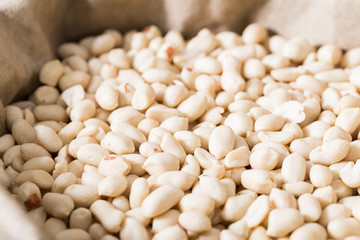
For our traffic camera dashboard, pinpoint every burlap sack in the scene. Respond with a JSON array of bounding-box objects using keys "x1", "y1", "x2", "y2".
[{"x1": 1, "y1": 0, "x2": 360, "y2": 239}]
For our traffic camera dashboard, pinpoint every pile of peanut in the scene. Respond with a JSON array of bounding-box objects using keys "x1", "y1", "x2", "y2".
[{"x1": 1, "y1": 23, "x2": 360, "y2": 240}]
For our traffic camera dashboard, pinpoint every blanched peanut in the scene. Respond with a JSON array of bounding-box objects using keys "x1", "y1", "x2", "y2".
[
  {"x1": 289, "y1": 137, "x2": 322, "y2": 159},
  {"x1": 142, "y1": 185, "x2": 184, "y2": 218},
  {"x1": 269, "y1": 188, "x2": 297, "y2": 209},
  {"x1": 221, "y1": 194, "x2": 254, "y2": 222},
  {"x1": 173, "y1": 131, "x2": 201, "y2": 154},
  {"x1": 64, "y1": 184, "x2": 99, "y2": 208},
  {"x1": 0, "y1": 134, "x2": 15, "y2": 156},
  {"x1": 17, "y1": 182, "x2": 41, "y2": 209},
  {"x1": 335, "y1": 108, "x2": 360, "y2": 134},
  {"x1": 243, "y1": 58, "x2": 266, "y2": 79},
  {"x1": 22, "y1": 156, "x2": 54, "y2": 173},
  {"x1": 152, "y1": 209, "x2": 180, "y2": 233},
  {"x1": 70, "y1": 99, "x2": 96, "y2": 121},
  {"x1": 11, "y1": 119, "x2": 37, "y2": 145},
  {"x1": 224, "y1": 112, "x2": 253, "y2": 136},
  {"x1": 282, "y1": 181, "x2": 314, "y2": 197},
  {"x1": 222, "y1": 146, "x2": 250, "y2": 168},
  {"x1": 42, "y1": 192, "x2": 74, "y2": 218},
  {"x1": 157, "y1": 171, "x2": 195, "y2": 191},
  {"x1": 160, "y1": 133, "x2": 186, "y2": 164},
  {"x1": 319, "y1": 203, "x2": 352, "y2": 227},
  {"x1": 120, "y1": 217, "x2": 149, "y2": 240},
  {"x1": 267, "y1": 208, "x2": 304, "y2": 237},
  {"x1": 196, "y1": 176, "x2": 227, "y2": 207},
  {"x1": 90, "y1": 200, "x2": 125, "y2": 233},
  {"x1": 241, "y1": 169, "x2": 275, "y2": 194},
  {"x1": 77, "y1": 143, "x2": 110, "y2": 166},
  {"x1": 153, "y1": 225, "x2": 187, "y2": 240},
  {"x1": 146, "y1": 104, "x2": 184, "y2": 123},
  {"x1": 250, "y1": 147, "x2": 279, "y2": 170},
  {"x1": 254, "y1": 114, "x2": 284, "y2": 132},
  {"x1": 309, "y1": 164, "x2": 333, "y2": 187},
  {"x1": 95, "y1": 84, "x2": 119, "y2": 111},
  {"x1": 132, "y1": 84, "x2": 156, "y2": 110},
  {"x1": 289, "y1": 223, "x2": 327, "y2": 240},
  {"x1": 43, "y1": 218, "x2": 67, "y2": 239},
  {"x1": 55, "y1": 229, "x2": 91, "y2": 240},
  {"x1": 98, "y1": 174, "x2": 127, "y2": 197},
  {"x1": 177, "y1": 94, "x2": 207, "y2": 122},
  {"x1": 339, "y1": 160, "x2": 360, "y2": 188},
  {"x1": 179, "y1": 193, "x2": 215, "y2": 215},
  {"x1": 159, "y1": 117, "x2": 188, "y2": 134},
  {"x1": 39, "y1": 60, "x2": 64, "y2": 87},
  {"x1": 209, "y1": 125, "x2": 235, "y2": 159},
  {"x1": 328, "y1": 218, "x2": 360, "y2": 239},
  {"x1": 313, "y1": 186, "x2": 337, "y2": 208},
  {"x1": 69, "y1": 208, "x2": 92, "y2": 230},
  {"x1": 179, "y1": 211, "x2": 211, "y2": 233},
  {"x1": 297, "y1": 193, "x2": 322, "y2": 222},
  {"x1": 112, "y1": 196, "x2": 130, "y2": 212},
  {"x1": 310, "y1": 139, "x2": 350, "y2": 165},
  {"x1": 15, "y1": 169, "x2": 54, "y2": 189},
  {"x1": 129, "y1": 177, "x2": 149, "y2": 209},
  {"x1": 88, "y1": 222, "x2": 109, "y2": 240},
  {"x1": 143, "y1": 152, "x2": 179, "y2": 175},
  {"x1": 101, "y1": 131, "x2": 135, "y2": 155}
]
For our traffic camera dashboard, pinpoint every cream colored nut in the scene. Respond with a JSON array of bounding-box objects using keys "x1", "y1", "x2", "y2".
[
  {"x1": 146, "y1": 104, "x2": 184, "y2": 123},
  {"x1": 269, "y1": 188, "x2": 297, "y2": 209},
  {"x1": 294, "y1": 75, "x2": 327, "y2": 95},
  {"x1": 42, "y1": 192, "x2": 74, "y2": 218},
  {"x1": 310, "y1": 139, "x2": 350, "y2": 165},
  {"x1": 54, "y1": 229, "x2": 91, "y2": 240},
  {"x1": 322, "y1": 87, "x2": 341, "y2": 111},
  {"x1": 39, "y1": 59, "x2": 64, "y2": 87},
  {"x1": 69, "y1": 208, "x2": 92, "y2": 230},
  {"x1": 70, "y1": 99, "x2": 96, "y2": 122},
  {"x1": 323, "y1": 126, "x2": 352, "y2": 143},
  {"x1": 108, "y1": 107, "x2": 145, "y2": 126},
  {"x1": 64, "y1": 55, "x2": 88, "y2": 72},
  {"x1": 297, "y1": 193, "x2": 322, "y2": 222},
  {"x1": 309, "y1": 164, "x2": 333, "y2": 188},
  {"x1": 90, "y1": 200, "x2": 125, "y2": 233},
  {"x1": 220, "y1": 229, "x2": 243, "y2": 240},
  {"x1": 64, "y1": 184, "x2": 99, "y2": 208},
  {"x1": 272, "y1": 100, "x2": 306, "y2": 123},
  {"x1": 197, "y1": 176, "x2": 227, "y2": 207},
  {"x1": 152, "y1": 209, "x2": 180, "y2": 234},
  {"x1": 328, "y1": 218, "x2": 360, "y2": 239},
  {"x1": 108, "y1": 48, "x2": 129, "y2": 69},
  {"x1": 132, "y1": 84, "x2": 156, "y2": 111},
  {"x1": 346, "y1": 140, "x2": 360, "y2": 162},
  {"x1": 177, "y1": 94, "x2": 207, "y2": 122},
  {"x1": 34, "y1": 104, "x2": 68, "y2": 122},
  {"x1": 68, "y1": 136, "x2": 97, "y2": 158},
  {"x1": 194, "y1": 147, "x2": 220, "y2": 170},
  {"x1": 242, "y1": 23, "x2": 267, "y2": 44},
  {"x1": 208, "y1": 125, "x2": 235, "y2": 159},
  {"x1": 141, "y1": 185, "x2": 184, "y2": 218},
  {"x1": 186, "y1": 29, "x2": 217, "y2": 54},
  {"x1": 15, "y1": 169, "x2": 54, "y2": 189},
  {"x1": 11, "y1": 119, "x2": 37, "y2": 145},
  {"x1": 142, "y1": 68, "x2": 175, "y2": 84},
  {"x1": 17, "y1": 182, "x2": 41, "y2": 209},
  {"x1": 315, "y1": 69, "x2": 348, "y2": 83},
  {"x1": 100, "y1": 155, "x2": 131, "y2": 176},
  {"x1": 254, "y1": 114, "x2": 284, "y2": 132},
  {"x1": 289, "y1": 137, "x2": 322, "y2": 159},
  {"x1": 302, "y1": 121, "x2": 330, "y2": 139},
  {"x1": 331, "y1": 178, "x2": 353, "y2": 199},
  {"x1": 160, "y1": 133, "x2": 186, "y2": 164},
  {"x1": 173, "y1": 131, "x2": 201, "y2": 154},
  {"x1": 339, "y1": 160, "x2": 360, "y2": 188},
  {"x1": 0, "y1": 134, "x2": 15, "y2": 156},
  {"x1": 335, "y1": 108, "x2": 360, "y2": 134},
  {"x1": 181, "y1": 154, "x2": 201, "y2": 177},
  {"x1": 148, "y1": 126, "x2": 171, "y2": 146},
  {"x1": 143, "y1": 152, "x2": 179, "y2": 175},
  {"x1": 101, "y1": 131, "x2": 135, "y2": 155},
  {"x1": 153, "y1": 225, "x2": 187, "y2": 240},
  {"x1": 228, "y1": 99, "x2": 257, "y2": 113},
  {"x1": 58, "y1": 42, "x2": 89, "y2": 59},
  {"x1": 58, "y1": 120, "x2": 84, "y2": 145},
  {"x1": 312, "y1": 186, "x2": 337, "y2": 208},
  {"x1": 98, "y1": 174, "x2": 127, "y2": 197},
  {"x1": 282, "y1": 37, "x2": 312, "y2": 63},
  {"x1": 59, "y1": 71, "x2": 90, "y2": 91},
  {"x1": 81, "y1": 170, "x2": 104, "y2": 188},
  {"x1": 220, "y1": 71, "x2": 245, "y2": 94},
  {"x1": 270, "y1": 67, "x2": 305, "y2": 82},
  {"x1": 282, "y1": 181, "x2": 314, "y2": 197},
  {"x1": 241, "y1": 169, "x2": 275, "y2": 194},
  {"x1": 179, "y1": 211, "x2": 212, "y2": 233},
  {"x1": 222, "y1": 146, "x2": 250, "y2": 168},
  {"x1": 126, "y1": 207, "x2": 149, "y2": 226},
  {"x1": 157, "y1": 171, "x2": 195, "y2": 191},
  {"x1": 250, "y1": 147, "x2": 279, "y2": 171},
  {"x1": 111, "y1": 122, "x2": 146, "y2": 149},
  {"x1": 95, "y1": 85, "x2": 119, "y2": 111},
  {"x1": 257, "y1": 131, "x2": 293, "y2": 145},
  {"x1": 163, "y1": 84, "x2": 188, "y2": 108},
  {"x1": 179, "y1": 193, "x2": 215, "y2": 215},
  {"x1": 137, "y1": 119, "x2": 159, "y2": 138},
  {"x1": 335, "y1": 95, "x2": 360, "y2": 115},
  {"x1": 88, "y1": 222, "x2": 108, "y2": 240},
  {"x1": 120, "y1": 217, "x2": 149, "y2": 240},
  {"x1": 129, "y1": 177, "x2": 149, "y2": 209},
  {"x1": 22, "y1": 156, "x2": 55, "y2": 173},
  {"x1": 240, "y1": 194, "x2": 270, "y2": 228},
  {"x1": 27, "y1": 206, "x2": 47, "y2": 228},
  {"x1": 139, "y1": 142, "x2": 162, "y2": 158},
  {"x1": 194, "y1": 56, "x2": 222, "y2": 75},
  {"x1": 34, "y1": 86, "x2": 59, "y2": 105},
  {"x1": 224, "y1": 112, "x2": 253, "y2": 136},
  {"x1": 342, "y1": 47, "x2": 360, "y2": 67},
  {"x1": 61, "y1": 84, "x2": 85, "y2": 108},
  {"x1": 267, "y1": 208, "x2": 304, "y2": 237},
  {"x1": 51, "y1": 172, "x2": 77, "y2": 193},
  {"x1": 112, "y1": 196, "x2": 130, "y2": 212},
  {"x1": 91, "y1": 33, "x2": 116, "y2": 55},
  {"x1": 77, "y1": 143, "x2": 109, "y2": 166},
  {"x1": 317, "y1": 44, "x2": 342, "y2": 66},
  {"x1": 262, "y1": 54, "x2": 290, "y2": 70},
  {"x1": 43, "y1": 218, "x2": 67, "y2": 239},
  {"x1": 243, "y1": 58, "x2": 266, "y2": 79},
  {"x1": 221, "y1": 194, "x2": 254, "y2": 222},
  {"x1": 216, "y1": 31, "x2": 242, "y2": 49},
  {"x1": 289, "y1": 223, "x2": 327, "y2": 240}
]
